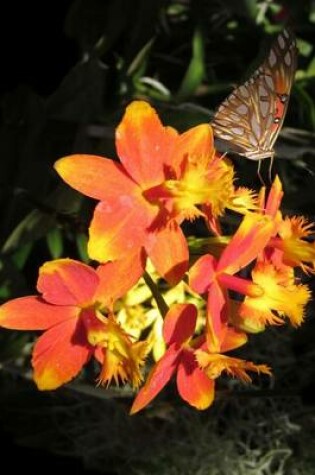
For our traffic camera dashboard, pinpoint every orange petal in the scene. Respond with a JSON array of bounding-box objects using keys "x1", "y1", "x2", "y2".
[
  {"x1": 116, "y1": 101, "x2": 178, "y2": 188},
  {"x1": 189, "y1": 254, "x2": 216, "y2": 294},
  {"x1": 218, "y1": 213, "x2": 274, "y2": 275},
  {"x1": 54, "y1": 155, "x2": 137, "y2": 201},
  {"x1": 130, "y1": 344, "x2": 179, "y2": 414},
  {"x1": 88, "y1": 196, "x2": 154, "y2": 262},
  {"x1": 202, "y1": 204, "x2": 222, "y2": 236},
  {"x1": 0, "y1": 296, "x2": 79, "y2": 330},
  {"x1": 177, "y1": 350, "x2": 215, "y2": 410},
  {"x1": 32, "y1": 318, "x2": 92, "y2": 390},
  {"x1": 37, "y1": 259, "x2": 99, "y2": 306},
  {"x1": 95, "y1": 249, "x2": 146, "y2": 305},
  {"x1": 146, "y1": 224, "x2": 188, "y2": 285},
  {"x1": 265, "y1": 175, "x2": 283, "y2": 218},
  {"x1": 218, "y1": 273, "x2": 264, "y2": 298},
  {"x1": 257, "y1": 186, "x2": 266, "y2": 210},
  {"x1": 220, "y1": 326, "x2": 248, "y2": 352},
  {"x1": 163, "y1": 303, "x2": 197, "y2": 346},
  {"x1": 172, "y1": 124, "x2": 214, "y2": 176},
  {"x1": 206, "y1": 279, "x2": 227, "y2": 352}
]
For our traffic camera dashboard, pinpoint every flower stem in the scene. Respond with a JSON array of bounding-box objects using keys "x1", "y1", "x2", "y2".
[{"x1": 143, "y1": 271, "x2": 169, "y2": 318}]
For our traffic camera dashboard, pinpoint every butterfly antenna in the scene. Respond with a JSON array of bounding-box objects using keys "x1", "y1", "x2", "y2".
[{"x1": 257, "y1": 160, "x2": 265, "y2": 185}]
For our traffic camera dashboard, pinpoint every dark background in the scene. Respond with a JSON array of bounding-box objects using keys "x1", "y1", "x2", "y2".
[{"x1": 0, "y1": 2, "x2": 77, "y2": 95}]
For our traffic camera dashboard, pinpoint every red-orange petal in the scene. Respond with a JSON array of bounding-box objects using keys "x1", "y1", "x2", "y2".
[
  {"x1": 219, "y1": 326, "x2": 248, "y2": 352},
  {"x1": 202, "y1": 204, "x2": 222, "y2": 236},
  {"x1": 146, "y1": 223, "x2": 188, "y2": 285},
  {"x1": 95, "y1": 249, "x2": 146, "y2": 305},
  {"x1": 177, "y1": 349, "x2": 215, "y2": 410},
  {"x1": 0, "y1": 296, "x2": 79, "y2": 330},
  {"x1": 189, "y1": 254, "x2": 216, "y2": 294},
  {"x1": 88, "y1": 195, "x2": 154, "y2": 263},
  {"x1": 265, "y1": 175, "x2": 283, "y2": 218},
  {"x1": 54, "y1": 154, "x2": 137, "y2": 201},
  {"x1": 37, "y1": 259, "x2": 99, "y2": 306},
  {"x1": 217, "y1": 214, "x2": 274, "y2": 275},
  {"x1": 218, "y1": 273, "x2": 264, "y2": 298},
  {"x1": 116, "y1": 101, "x2": 178, "y2": 188},
  {"x1": 172, "y1": 124, "x2": 214, "y2": 177},
  {"x1": 130, "y1": 344, "x2": 179, "y2": 414},
  {"x1": 163, "y1": 303, "x2": 197, "y2": 346},
  {"x1": 206, "y1": 279, "x2": 227, "y2": 352},
  {"x1": 32, "y1": 318, "x2": 92, "y2": 390}
]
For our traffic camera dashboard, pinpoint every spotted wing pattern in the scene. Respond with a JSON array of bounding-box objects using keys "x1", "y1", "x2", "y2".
[{"x1": 211, "y1": 28, "x2": 298, "y2": 161}]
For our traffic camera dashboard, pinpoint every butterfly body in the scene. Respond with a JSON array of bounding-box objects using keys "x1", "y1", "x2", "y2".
[{"x1": 212, "y1": 29, "x2": 298, "y2": 161}]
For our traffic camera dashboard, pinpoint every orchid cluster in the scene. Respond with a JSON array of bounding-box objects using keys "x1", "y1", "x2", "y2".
[{"x1": 0, "y1": 101, "x2": 313, "y2": 413}]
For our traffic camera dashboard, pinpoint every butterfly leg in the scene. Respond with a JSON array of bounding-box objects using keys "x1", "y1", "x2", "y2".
[
  {"x1": 268, "y1": 155, "x2": 274, "y2": 182},
  {"x1": 257, "y1": 160, "x2": 265, "y2": 185}
]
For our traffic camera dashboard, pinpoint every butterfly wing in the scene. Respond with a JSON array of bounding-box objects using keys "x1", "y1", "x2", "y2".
[{"x1": 211, "y1": 28, "x2": 298, "y2": 160}]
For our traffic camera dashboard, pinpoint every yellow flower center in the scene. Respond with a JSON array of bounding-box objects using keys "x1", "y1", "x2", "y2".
[{"x1": 164, "y1": 157, "x2": 234, "y2": 220}]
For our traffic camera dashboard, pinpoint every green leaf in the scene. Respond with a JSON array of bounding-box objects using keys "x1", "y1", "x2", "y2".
[
  {"x1": 46, "y1": 228, "x2": 64, "y2": 259},
  {"x1": 11, "y1": 243, "x2": 33, "y2": 270},
  {"x1": 76, "y1": 232, "x2": 89, "y2": 263},
  {"x1": 1, "y1": 210, "x2": 56, "y2": 255},
  {"x1": 176, "y1": 27, "x2": 206, "y2": 101},
  {"x1": 127, "y1": 37, "x2": 155, "y2": 78},
  {"x1": 307, "y1": 56, "x2": 315, "y2": 76},
  {"x1": 297, "y1": 38, "x2": 313, "y2": 57},
  {"x1": 135, "y1": 77, "x2": 171, "y2": 101}
]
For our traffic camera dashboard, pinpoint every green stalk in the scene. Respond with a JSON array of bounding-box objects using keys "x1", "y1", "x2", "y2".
[{"x1": 143, "y1": 271, "x2": 169, "y2": 318}]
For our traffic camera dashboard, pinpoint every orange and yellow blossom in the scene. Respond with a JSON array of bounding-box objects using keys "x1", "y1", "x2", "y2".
[
  {"x1": 117, "y1": 264, "x2": 205, "y2": 362},
  {"x1": 0, "y1": 256, "x2": 147, "y2": 390},
  {"x1": 256, "y1": 176, "x2": 315, "y2": 273},
  {"x1": 196, "y1": 351, "x2": 271, "y2": 383},
  {"x1": 238, "y1": 259, "x2": 311, "y2": 332},
  {"x1": 258, "y1": 176, "x2": 315, "y2": 272},
  {"x1": 269, "y1": 216, "x2": 315, "y2": 273},
  {"x1": 232, "y1": 177, "x2": 312, "y2": 332},
  {"x1": 130, "y1": 301, "x2": 269, "y2": 415},
  {"x1": 55, "y1": 101, "x2": 254, "y2": 284},
  {"x1": 195, "y1": 280, "x2": 270, "y2": 384},
  {"x1": 189, "y1": 209, "x2": 276, "y2": 345},
  {"x1": 190, "y1": 176, "x2": 311, "y2": 335},
  {"x1": 184, "y1": 209, "x2": 275, "y2": 396},
  {"x1": 85, "y1": 311, "x2": 148, "y2": 388},
  {"x1": 130, "y1": 304, "x2": 214, "y2": 413}
]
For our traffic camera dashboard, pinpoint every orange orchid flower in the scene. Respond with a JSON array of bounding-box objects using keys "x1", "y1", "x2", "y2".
[
  {"x1": 189, "y1": 211, "x2": 275, "y2": 341},
  {"x1": 258, "y1": 176, "x2": 315, "y2": 272},
  {"x1": 190, "y1": 175, "x2": 283, "y2": 291},
  {"x1": 257, "y1": 175, "x2": 315, "y2": 273},
  {"x1": 268, "y1": 216, "x2": 315, "y2": 273},
  {"x1": 131, "y1": 302, "x2": 269, "y2": 414},
  {"x1": 195, "y1": 283, "x2": 270, "y2": 388},
  {"x1": 0, "y1": 256, "x2": 146, "y2": 390},
  {"x1": 130, "y1": 303, "x2": 215, "y2": 414},
  {"x1": 238, "y1": 255, "x2": 311, "y2": 332},
  {"x1": 54, "y1": 101, "x2": 243, "y2": 284},
  {"x1": 233, "y1": 177, "x2": 312, "y2": 331},
  {"x1": 190, "y1": 176, "x2": 311, "y2": 334}
]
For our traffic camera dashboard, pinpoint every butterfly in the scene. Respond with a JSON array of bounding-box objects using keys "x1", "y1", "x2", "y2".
[{"x1": 211, "y1": 28, "x2": 298, "y2": 162}]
